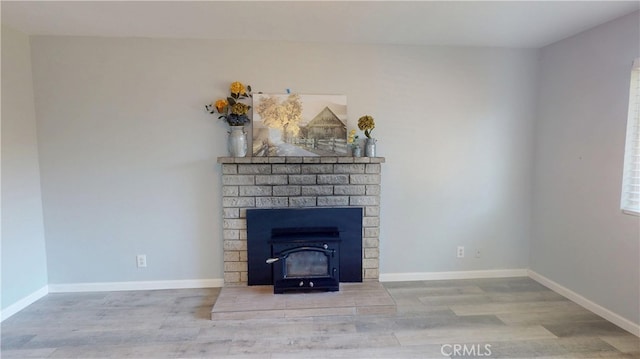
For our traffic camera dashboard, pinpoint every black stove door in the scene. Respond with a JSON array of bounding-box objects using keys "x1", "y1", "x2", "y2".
[{"x1": 271, "y1": 245, "x2": 340, "y2": 293}]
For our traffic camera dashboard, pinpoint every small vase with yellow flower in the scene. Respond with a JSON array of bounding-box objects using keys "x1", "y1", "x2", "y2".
[{"x1": 347, "y1": 129, "x2": 361, "y2": 157}]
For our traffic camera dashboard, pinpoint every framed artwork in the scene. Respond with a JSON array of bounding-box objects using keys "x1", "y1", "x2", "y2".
[{"x1": 252, "y1": 94, "x2": 348, "y2": 156}]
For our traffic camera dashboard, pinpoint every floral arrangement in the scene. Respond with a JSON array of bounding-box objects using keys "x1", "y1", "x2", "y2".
[
  {"x1": 358, "y1": 115, "x2": 375, "y2": 138},
  {"x1": 347, "y1": 129, "x2": 359, "y2": 148},
  {"x1": 206, "y1": 81, "x2": 253, "y2": 126}
]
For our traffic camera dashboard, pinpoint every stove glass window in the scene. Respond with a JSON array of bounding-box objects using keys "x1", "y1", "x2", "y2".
[{"x1": 285, "y1": 250, "x2": 329, "y2": 278}]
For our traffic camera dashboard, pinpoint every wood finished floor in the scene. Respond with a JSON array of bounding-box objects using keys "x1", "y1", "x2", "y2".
[{"x1": 1, "y1": 277, "x2": 638, "y2": 358}]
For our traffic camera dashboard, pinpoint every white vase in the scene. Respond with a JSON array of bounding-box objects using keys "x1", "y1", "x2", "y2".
[
  {"x1": 228, "y1": 126, "x2": 247, "y2": 157},
  {"x1": 352, "y1": 146, "x2": 362, "y2": 157},
  {"x1": 365, "y1": 138, "x2": 377, "y2": 157}
]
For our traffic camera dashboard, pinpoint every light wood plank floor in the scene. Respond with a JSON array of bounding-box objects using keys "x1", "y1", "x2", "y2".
[{"x1": 2, "y1": 277, "x2": 638, "y2": 358}]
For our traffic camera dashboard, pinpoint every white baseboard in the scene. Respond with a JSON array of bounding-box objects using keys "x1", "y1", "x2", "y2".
[
  {"x1": 528, "y1": 270, "x2": 640, "y2": 337},
  {"x1": 48, "y1": 278, "x2": 224, "y2": 293},
  {"x1": 1, "y1": 285, "x2": 49, "y2": 322},
  {"x1": 379, "y1": 269, "x2": 528, "y2": 282}
]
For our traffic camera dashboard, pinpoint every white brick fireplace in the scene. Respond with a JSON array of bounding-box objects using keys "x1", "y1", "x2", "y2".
[{"x1": 218, "y1": 156, "x2": 384, "y2": 286}]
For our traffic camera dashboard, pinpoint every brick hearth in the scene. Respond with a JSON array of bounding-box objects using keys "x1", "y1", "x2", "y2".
[{"x1": 218, "y1": 156, "x2": 385, "y2": 286}]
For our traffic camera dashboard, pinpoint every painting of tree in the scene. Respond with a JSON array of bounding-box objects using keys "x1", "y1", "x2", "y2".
[{"x1": 256, "y1": 94, "x2": 303, "y2": 141}]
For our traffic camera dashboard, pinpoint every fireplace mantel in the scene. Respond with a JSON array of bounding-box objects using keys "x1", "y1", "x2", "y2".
[
  {"x1": 218, "y1": 156, "x2": 385, "y2": 286},
  {"x1": 217, "y1": 156, "x2": 385, "y2": 164}
]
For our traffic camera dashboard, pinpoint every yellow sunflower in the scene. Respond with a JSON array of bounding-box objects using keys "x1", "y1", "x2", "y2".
[{"x1": 230, "y1": 81, "x2": 246, "y2": 96}]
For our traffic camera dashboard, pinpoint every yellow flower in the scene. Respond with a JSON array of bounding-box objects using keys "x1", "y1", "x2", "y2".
[
  {"x1": 347, "y1": 129, "x2": 357, "y2": 144},
  {"x1": 230, "y1": 81, "x2": 246, "y2": 96},
  {"x1": 205, "y1": 81, "x2": 252, "y2": 125},
  {"x1": 358, "y1": 115, "x2": 375, "y2": 138},
  {"x1": 215, "y1": 99, "x2": 228, "y2": 113},
  {"x1": 231, "y1": 102, "x2": 250, "y2": 115}
]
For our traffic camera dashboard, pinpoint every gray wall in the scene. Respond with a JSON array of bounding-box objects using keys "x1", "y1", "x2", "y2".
[
  {"x1": 531, "y1": 12, "x2": 640, "y2": 325},
  {"x1": 1, "y1": 26, "x2": 49, "y2": 310},
  {"x1": 28, "y1": 37, "x2": 537, "y2": 285},
  {"x1": 7, "y1": 12, "x2": 637, "y2": 328}
]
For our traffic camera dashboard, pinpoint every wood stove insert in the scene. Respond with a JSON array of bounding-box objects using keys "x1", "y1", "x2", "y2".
[
  {"x1": 246, "y1": 207, "x2": 363, "y2": 293},
  {"x1": 267, "y1": 227, "x2": 340, "y2": 293}
]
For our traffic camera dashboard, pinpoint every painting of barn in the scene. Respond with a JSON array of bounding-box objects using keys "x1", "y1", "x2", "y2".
[
  {"x1": 306, "y1": 107, "x2": 347, "y2": 140},
  {"x1": 252, "y1": 94, "x2": 348, "y2": 156}
]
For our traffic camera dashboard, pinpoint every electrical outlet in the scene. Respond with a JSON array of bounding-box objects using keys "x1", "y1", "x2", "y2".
[
  {"x1": 457, "y1": 246, "x2": 464, "y2": 258},
  {"x1": 136, "y1": 254, "x2": 147, "y2": 268}
]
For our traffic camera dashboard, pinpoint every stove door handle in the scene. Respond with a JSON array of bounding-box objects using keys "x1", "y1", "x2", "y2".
[
  {"x1": 266, "y1": 257, "x2": 280, "y2": 264},
  {"x1": 280, "y1": 247, "x2": 333, "y2": 257}
]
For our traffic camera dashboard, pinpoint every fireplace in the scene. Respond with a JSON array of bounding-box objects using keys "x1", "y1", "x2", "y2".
[
  {"x1": 218, "y1": 156, "x2": 384, "y2": 286},
  {"x1": 246, "y1": 207, "x2": 362, "y2": 293}
]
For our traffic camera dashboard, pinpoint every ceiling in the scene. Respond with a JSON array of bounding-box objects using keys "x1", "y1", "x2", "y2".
[{"x1": 2, "y1": 1, "x2": 638, "y2": 48}]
